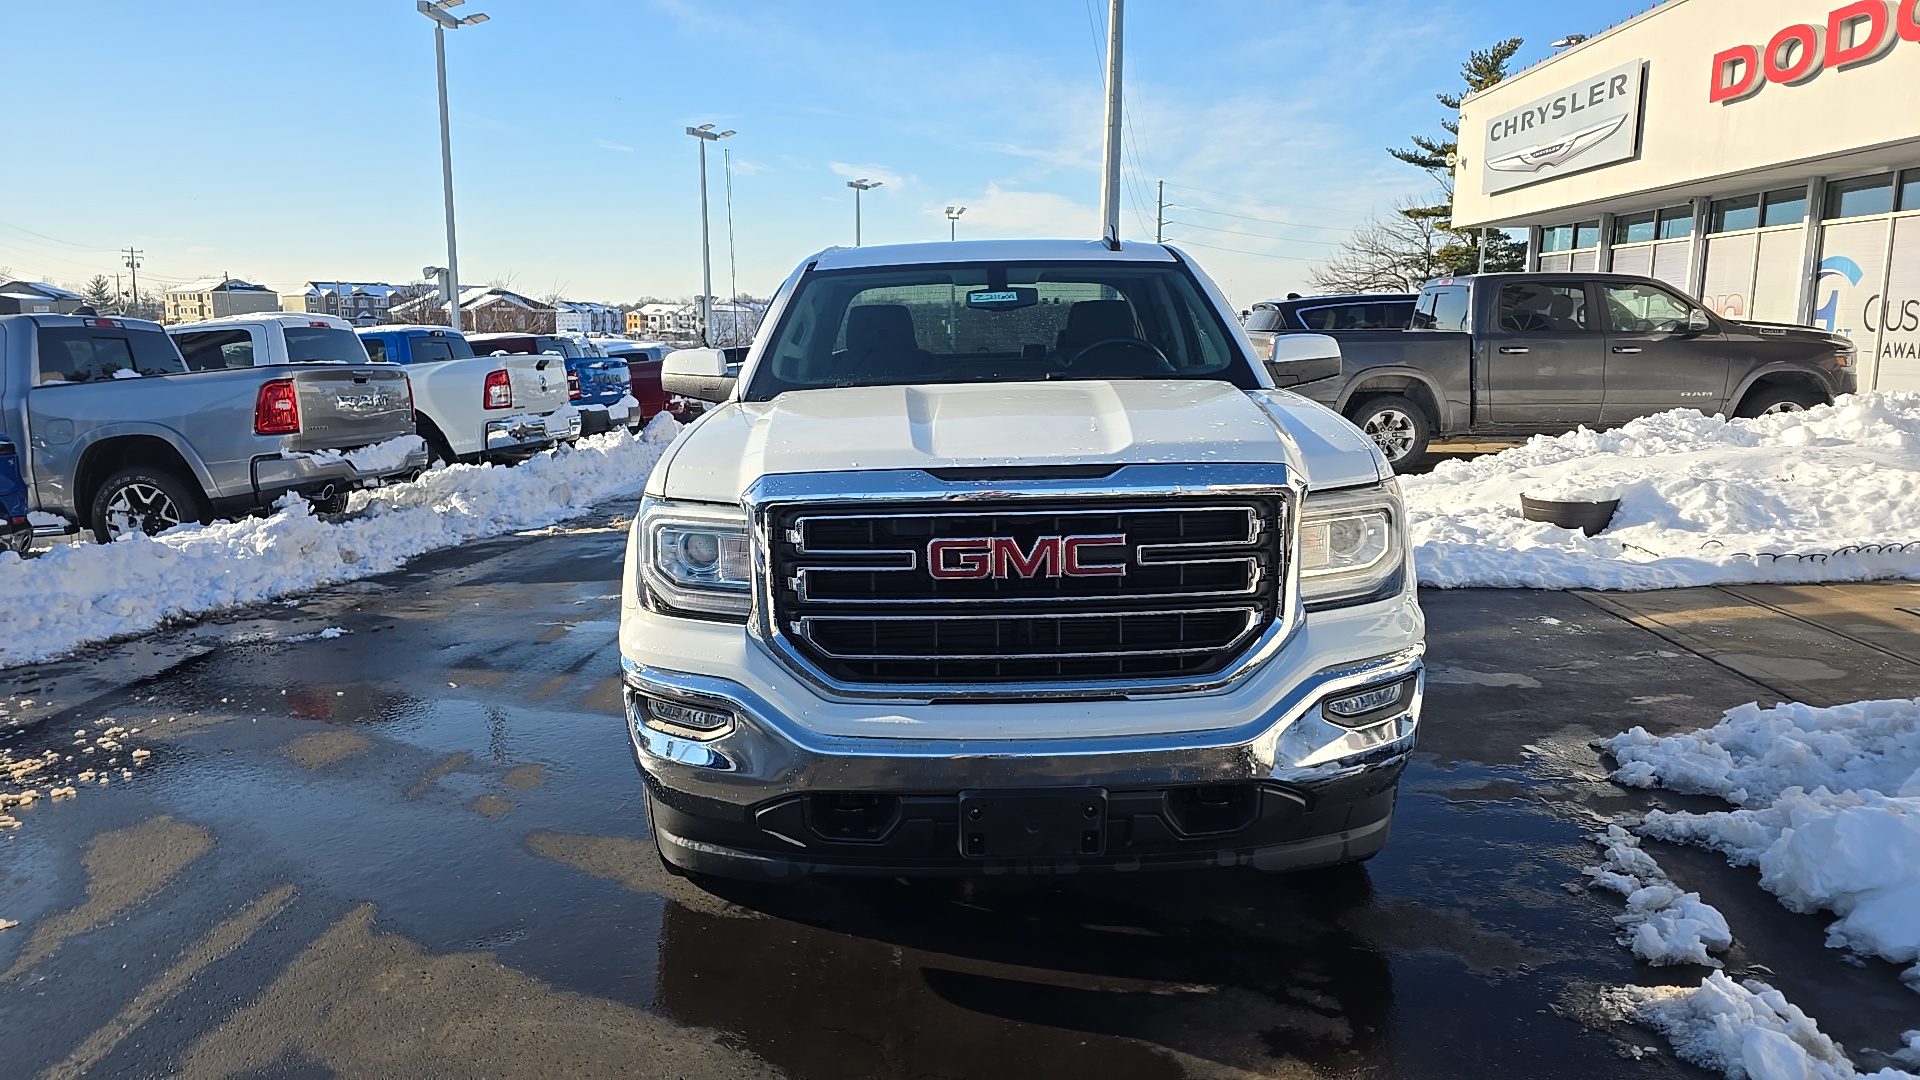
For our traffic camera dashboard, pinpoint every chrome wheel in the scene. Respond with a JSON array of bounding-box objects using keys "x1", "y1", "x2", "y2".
[
  {"x1": 1361, "y1": 408, "x2": 1418, "y2": 461},
  {"x1": 1760, "y1": 400, "x2": 1807, "y2": 416},
  {"x1": 102, "y1": 482, "x2": 185, "y2": 540}
]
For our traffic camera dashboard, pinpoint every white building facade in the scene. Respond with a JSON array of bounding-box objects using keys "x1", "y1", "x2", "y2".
[{"x1": 1453, "y1": 0, "x2": 1920, "y2": 391}]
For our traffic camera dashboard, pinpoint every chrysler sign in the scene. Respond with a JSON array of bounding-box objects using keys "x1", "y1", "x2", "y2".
[{"x1": 1480, "y1": 60, "x2": 1644, "y2": 194}]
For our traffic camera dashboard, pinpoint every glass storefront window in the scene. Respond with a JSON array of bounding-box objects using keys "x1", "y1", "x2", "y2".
[
  {"x1": 1539, "y1": 225, "x2": 1575, "y2": 253},
  {"x1": 1761, "y1": 187, "x2": 1807, "y2": 227},
  {"x1": 1710, "y1": 195, "x2": 1760, "y2": 233},
  {"x1": 1657, "y1": 207, "x2": 1695, "y2": 239},
  {"x1": 1573, "y1": 221, "x2": 1601, "y2": 249},
  {"x1": 1614, "y1": 212, "x2": 1657, "y2": 244},
  {"x1": 1899, "y1": 169, "x2": 1920, "y2": 213},
  {"x1": 1825, "y1": 174, "x2": 1896, "y2": 220}
]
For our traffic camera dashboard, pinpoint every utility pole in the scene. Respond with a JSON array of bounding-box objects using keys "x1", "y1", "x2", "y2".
[
  {"x1": 418, "y1": 1, "x2": 489, "y2": 333},
  {"x1": 686, "y1": 124, "x2": 735, "y2": 347},
  {"x1": 1099, "y1": 0, "x2": 1124, "y2": 251},
  {"x1": 847, "y1": 179, "x2": 882, "y2": 246},
  {"x1": 725, "y1": 147, "x2": 738, "y2": 345},
  {"x1": 123, "y1": 248, "x2": 143, "y2": 319},
  {"x1": 1156, "y1": 180, "x2": 1165, "y2": 243}
]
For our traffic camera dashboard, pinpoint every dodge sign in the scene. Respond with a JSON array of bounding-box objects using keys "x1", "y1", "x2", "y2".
[{"x1": 1479, "y1": 60, "x2": 1645, "y2": 194}]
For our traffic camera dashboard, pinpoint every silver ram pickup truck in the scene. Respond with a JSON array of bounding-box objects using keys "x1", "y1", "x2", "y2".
[{"x1": 0, "y1": 313, "x2": 426, "y2": 542}]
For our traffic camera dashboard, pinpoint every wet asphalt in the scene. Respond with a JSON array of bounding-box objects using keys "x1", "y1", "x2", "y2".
[{"x1": 1, "y1": 504, "x2": 1916, "y2": 1079}]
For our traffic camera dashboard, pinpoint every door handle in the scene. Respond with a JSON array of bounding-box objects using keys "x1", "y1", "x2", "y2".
[
  {"x1": 1498, "y1": 346, "x2": 1529, "y2": 354},
  {"x1": 1612, "y1": 346, "x2": 1643, "y2": 354}
]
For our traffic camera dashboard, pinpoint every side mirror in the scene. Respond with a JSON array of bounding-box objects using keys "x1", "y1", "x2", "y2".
[
  {"x1": 1264, "y1": 333, "x2": 1343, "y2": 387},
  {"x1": 662, "y1": 347, "x2": 737, "y2": 402},
  {"x1": 1687, "y1": 308, "x2": 1712, "y2": 333}
]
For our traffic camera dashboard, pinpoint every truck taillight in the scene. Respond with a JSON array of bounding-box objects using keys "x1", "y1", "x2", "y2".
[
  {"x1": 484, "y1": 368, "x2": 513, "y2": 409},
  {"x1": 567, "y1": 371, "x2": 581, "y2": 401},
  {"x1": 254, "y1": 379, "x2": 301, "y2": 435}
]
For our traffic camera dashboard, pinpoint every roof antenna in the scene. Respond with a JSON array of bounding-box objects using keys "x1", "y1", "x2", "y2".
[{"x1": 1099, "y1": 0, "x2": 1124, "y2": 251}]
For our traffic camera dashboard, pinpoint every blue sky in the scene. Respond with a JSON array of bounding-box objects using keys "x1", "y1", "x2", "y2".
[{"x1": 2, "y1": 0, "x2": 1660, "y2": 308}]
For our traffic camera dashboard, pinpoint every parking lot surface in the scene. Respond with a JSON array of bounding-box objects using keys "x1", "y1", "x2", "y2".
[{"x1": 2, "y1": 506, "x2": 1915, "y2": 1079}]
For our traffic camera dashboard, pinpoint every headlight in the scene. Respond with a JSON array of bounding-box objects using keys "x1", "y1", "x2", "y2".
[
  {"x1": 639, "y1": 497, "x2": 752, "y2": 618},
  {"x1": 1298, "y1": 482, "x2": 1405, "y2": 608}
]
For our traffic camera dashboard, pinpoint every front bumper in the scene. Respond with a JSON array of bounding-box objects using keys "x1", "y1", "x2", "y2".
[{"x1": 625, "y1": 646, "x2": 1422, "y2": 879}]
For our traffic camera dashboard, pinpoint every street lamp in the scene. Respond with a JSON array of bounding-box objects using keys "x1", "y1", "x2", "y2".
[
  {"x1": 686, "y1": 124, "x2": 735, "y2": 347},
  {"x1": 847, "y1": 179, "x2": 882, "y2": 246},
  {"x1": 417, "y1": 0, "x2": 487, "y2": 332},
  {"x1": 945, "y1": 205, "x2": 966, "y2": 241}
]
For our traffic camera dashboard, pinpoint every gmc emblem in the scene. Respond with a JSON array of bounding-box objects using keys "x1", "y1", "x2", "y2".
[{"x1": 927, "y1": 534, "x2": 1128, "y2": 580}]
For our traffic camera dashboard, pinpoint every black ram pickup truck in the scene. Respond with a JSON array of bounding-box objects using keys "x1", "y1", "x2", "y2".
[{"x1": 1279, "y1": 273, "x2": 1858, "y2": 470}]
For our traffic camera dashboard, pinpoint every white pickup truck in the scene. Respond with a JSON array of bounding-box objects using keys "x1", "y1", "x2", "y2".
[
  {"x1": 173, "y1": 315, "x2": 575, "y2": 465},
  {"x1": 620, "y1": 239, "x2": 1425, "y2": 881}
]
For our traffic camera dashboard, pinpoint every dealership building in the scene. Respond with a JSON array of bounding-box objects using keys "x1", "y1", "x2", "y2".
[{"x1": 1452, "y1": 0, "x2": 1920, "y2": 391}]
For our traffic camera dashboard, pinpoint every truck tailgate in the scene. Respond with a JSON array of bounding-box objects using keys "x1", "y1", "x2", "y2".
[
  {"x1": 286, "y1": 367, "x2": 417, "y2": 451},
  {"x1": 503, "y1": 355, "x2": 569, "y2": 415}
]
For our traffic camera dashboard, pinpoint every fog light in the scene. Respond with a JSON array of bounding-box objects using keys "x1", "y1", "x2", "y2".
[
  {"x1": 1323, "y1": 678, "x2": 1412, "y2": 727},
  {"x1": 641, "y1": 696, "x2": 734, "y2": 737}
]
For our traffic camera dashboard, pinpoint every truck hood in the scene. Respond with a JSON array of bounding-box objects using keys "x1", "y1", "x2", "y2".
[
  {"x1": 647, "y1": 380, "x2": 1386, "y2": 503},
  {"x1": 1727, "y1": 320, "x2": 1851, "y2": 347}
]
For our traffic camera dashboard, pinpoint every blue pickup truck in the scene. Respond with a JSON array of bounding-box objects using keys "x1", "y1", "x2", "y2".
[
  {"x1": 0, "y1": 435, "x2": 29, "y2": 554},
  {"x1": 464, "y1": 333, "x2": 634, "y2": 435}
]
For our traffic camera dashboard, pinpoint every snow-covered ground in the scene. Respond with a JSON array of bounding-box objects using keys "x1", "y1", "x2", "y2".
[
  {"x1": 1607, "y1": 697, "x2": 1920, "y2": 992},
  {"x1": 1585, "y1": 824, "x2": 1732, "y2": 967},
  {"x1": 1608, "y1": 974, "x2": 1920, "y2": 1080},
  {"x1": 1403, "y1": 392, "x2": 1920, "y2": 590},
  {"x1": 0, "y1": 416, "x2": 680, "y2": 668}
]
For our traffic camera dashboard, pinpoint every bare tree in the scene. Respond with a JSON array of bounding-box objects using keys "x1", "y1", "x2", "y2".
[{"x1": 1308, "y1": 201, "x2": 1451, "y2": 293}]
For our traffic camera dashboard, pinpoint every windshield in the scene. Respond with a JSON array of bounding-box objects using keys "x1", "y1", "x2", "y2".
[
  {"x1": 284, "y1": 326, "x2": 370, "y2": 364},
  {"x1": 744, "y1": 261, "x2": 1257, "y2": 400}
]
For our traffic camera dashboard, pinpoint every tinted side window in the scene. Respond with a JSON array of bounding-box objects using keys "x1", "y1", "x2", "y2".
[
  {"x1": 1242, "y1": 306, "x2": 1286, "y2": 332},
  {"x1": 37, "y1": 327, "x2": 186, "y2": 384},
  {"x1": 361, "y1": 337, "x2": 388, "y2": 363},
  {"x1": 175, "y1": 329, "x2": 256, "y2": 371},
  {"x1": 1411, "y1": 287, "x2": 1469, "y2": 332},
  {"x1": 1497, "y1": 283, "x2": 1592, "y2": 332},
  {"x1": 1602, "y1": 283, "x2": 1695, "y2": 333}
]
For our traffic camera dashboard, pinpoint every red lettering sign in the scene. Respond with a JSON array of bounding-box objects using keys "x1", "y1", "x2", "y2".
[
  {"x1": 1710, "y1": 0, "x2": 1910, "y2": 102},
  {"x1": 926, "y1": 535, "x2": 1128, "y2": 580}
]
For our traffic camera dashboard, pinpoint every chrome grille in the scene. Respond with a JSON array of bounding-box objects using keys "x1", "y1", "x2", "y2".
[{"x1": 766, "y1": 498, "x2": 1286, "y2": 684}]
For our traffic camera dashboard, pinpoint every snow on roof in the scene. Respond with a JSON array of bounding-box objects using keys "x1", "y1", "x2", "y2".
[
  {"x1": 167, "y1": 277, "x2": 269, "y2": 294},
  {"x1": 0, "y1": 281, "x2": 86, "y2": 301},
  {"x1": 809, "y1": 239, "x2": 1177, "y2": 272}
]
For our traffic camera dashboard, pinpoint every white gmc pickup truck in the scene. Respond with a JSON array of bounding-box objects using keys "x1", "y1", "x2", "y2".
[{"x1": 620, "y1": 239, "x2": 1425, "y2": 880}]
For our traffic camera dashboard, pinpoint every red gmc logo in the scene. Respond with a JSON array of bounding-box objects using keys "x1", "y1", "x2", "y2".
[
  {"x1": 1710, "y1": 0, "x2": 1920, "y2": 103},
  {"x1": 927, "y1": 535, "x2": 1128, "y2": 580}
]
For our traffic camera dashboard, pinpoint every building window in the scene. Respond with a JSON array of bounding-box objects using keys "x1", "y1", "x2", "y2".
[
  {"x1": 1709, "y1": 194, "x2": 1761, "y2": 233},
  {"x1": 1657, "y1": 207, "x2": 1695, "y2": 239},
  {"x1": 1574, "y1": 221, "x2": 1600, "y2": 249},
  {"x1": 1540, "y1": 225, "x2": 1574, "y2": 253},
  {"x1": 1613, "y1": 212, "x2": 1657, "y2": 245},
  {"x1": 1900, "y1": 168, "x2": 1920, "y2": 212},
  {"x1": 1825, "y1": 174, "x2": 1896, "y2": 220},
  {"x1": 1761, "y1": 187, "x2": 1807, "y2": 227}
]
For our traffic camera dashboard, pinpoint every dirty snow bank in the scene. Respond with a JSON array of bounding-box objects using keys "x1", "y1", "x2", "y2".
[
  {"x1": 0, "y1": 416, "x2": 681, "y2": 668},
  {"x1": 295, "y1": 433, "x2": 427, "y2": 475},
  {"x1": 1402, "y1": 392, "x2": 1920, "y2": 590},
  {"x1": 1610, "y1": 973, "x2": 1919, "y2": 1080},
  {"x1": 1606, "y1": 697, "x2": 1920, "y2": 991},
  {"x1": 1585, "y1": 824, "x2": 1732, "y2": 967}
]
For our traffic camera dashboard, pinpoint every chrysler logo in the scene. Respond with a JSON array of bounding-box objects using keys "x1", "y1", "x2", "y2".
[
  {"x1": 927, "y1": 534, "x2": 1128, "y2": 580},
  {"x1": 1487, "y1": 114, "x2": 1627, "y2": 174}
]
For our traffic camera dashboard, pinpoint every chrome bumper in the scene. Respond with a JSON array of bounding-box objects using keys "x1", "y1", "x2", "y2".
[
  {"x1": 485, "y1": 410, "x2": 580, "y2": 453},
  {"x1": 623, "y1": 646, "x2": 1423, "y2": 807}
]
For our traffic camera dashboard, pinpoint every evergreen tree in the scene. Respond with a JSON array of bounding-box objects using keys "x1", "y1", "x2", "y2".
[
  {"x1": 81, "y1": 275, "x2": 115, "y2": 313},
  {"x1": 1388, "y1": 39, "x2": 1528, "y2": 275}
]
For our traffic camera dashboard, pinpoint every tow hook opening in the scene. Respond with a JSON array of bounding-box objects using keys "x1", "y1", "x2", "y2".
[
  {"x1": 805, "y1": 793, "x2": 902, "y2": 843},
  {"x1": 1163, "y1": 783, "x2": 1261, "y2": 837}
]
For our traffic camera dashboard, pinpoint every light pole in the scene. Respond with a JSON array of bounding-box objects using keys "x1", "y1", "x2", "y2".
[
  {"x1": 417, "y1": 0, "x2": 487, "y2": 332},
  {"x1": 945, "y1": 205, "x2": 966, "y2": 241},
  {"x1": 686, "y1": 124, "x2": 735, "y2": 346},
  {"x1": 847, "y1": 179, "x2": 882, "y2": 246}
]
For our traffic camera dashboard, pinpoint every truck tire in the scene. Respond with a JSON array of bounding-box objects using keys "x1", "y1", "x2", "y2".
[
  {"x1": 1734, "y1": 384, "x2": 1825, "y2": 418},
  {"x1": 1346, "y1": 395, "x2": 1431, "y2": 473},
  {"x1": 89, "y1": 466, "x2": 205, "y2": 544}
]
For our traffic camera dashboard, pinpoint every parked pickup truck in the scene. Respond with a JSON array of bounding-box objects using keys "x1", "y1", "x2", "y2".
[
  {"x1": 1274, "y1": 273, "x2": 1858, "y2": 470},
  {"x1": 356, "y1": 326, "x2": 578, "y2": 464},
  {"x1": 591, "y1": 340, "x2": 676, "y2": 425},
  {"x1": 621, "y1": 238, "x2": 1423, "y2": 881},
  {"x1": 465, "y1": 332, "x2": 635, "y2": 436},
  {"x1": 0, "y1": 314, "x2": 426, "y2": 542}
]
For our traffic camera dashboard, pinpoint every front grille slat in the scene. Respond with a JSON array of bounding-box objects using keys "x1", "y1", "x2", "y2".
[{"x1": 769, "y1": 498, "x2": 1286, "y2": 686}]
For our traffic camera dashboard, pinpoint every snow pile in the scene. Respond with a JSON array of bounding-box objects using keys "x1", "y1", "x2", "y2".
[
  {"x1": 1401, "y1": 392, "x2": 1920, "y2": 590},
  {"x1": 1607, "y1": 697, "x2": 1920, "y2": 991},
  {"x1": 1616, "y1": 972, "x2": 1918, "y2": 1080},
  {"x1": 0, "y1": 416, "x2": 681, "y2": 667},
  {"x1": 1585, "y1": 824, "x2": 1733, "y2": 967}
]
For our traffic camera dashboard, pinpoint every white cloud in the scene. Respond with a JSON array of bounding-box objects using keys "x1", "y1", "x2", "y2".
[
  {"x1": 595, "y1": 139, "x2": 633, "y2": 153},
  {"x1": 829, "y1": 162, "x2": 904, "y2": 191},
  {"x1": 926, "y1": 183, "x2": 1095, "y2": 239}
]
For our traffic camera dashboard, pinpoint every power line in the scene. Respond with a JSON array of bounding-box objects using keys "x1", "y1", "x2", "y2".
[
  {"x1": 1167, "y1": 204, "x2": 1357, "y2": 234},
  {"x1": 1161, "y1": 181, "x2": 1373, "y2": 220},
  {"x1": 1161, "y1": 237, "x2": 1321, "y2": 263},
  {"x1": 1163, "y1": 219, "x2": 1343, "y2": 247}
]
